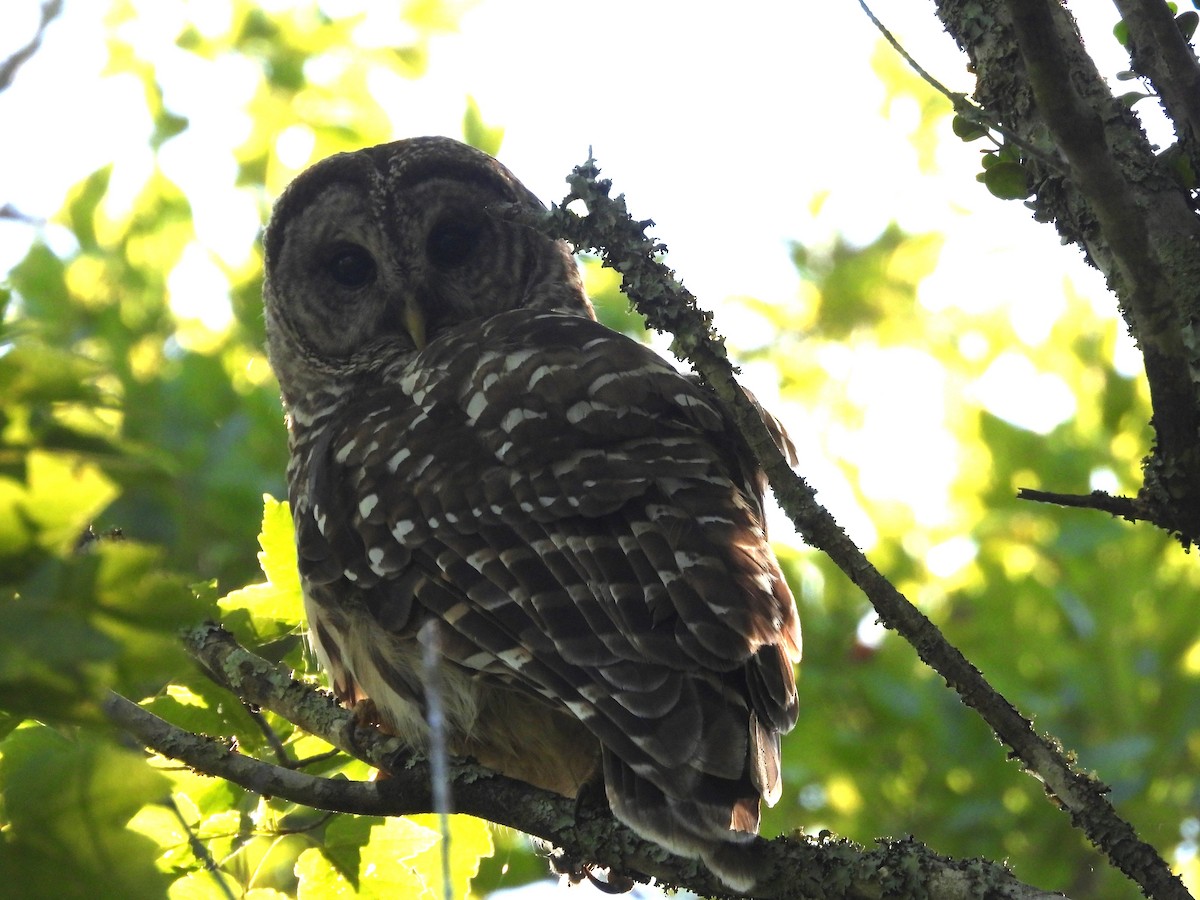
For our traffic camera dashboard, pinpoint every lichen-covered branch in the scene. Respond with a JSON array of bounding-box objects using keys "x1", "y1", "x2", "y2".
[
  {"x1": 936, "y1": 0, "x2": 1200, "y2": 548},
  {"x1": 1113, "y1": 0, "x2": 1200, "y2": 158},
  {"x1": 523, "y1": 160, "x2": 1187, "y2": 900},
  {"x1": 109, "y1": 623, "x2": 1065, "y2": 900}
]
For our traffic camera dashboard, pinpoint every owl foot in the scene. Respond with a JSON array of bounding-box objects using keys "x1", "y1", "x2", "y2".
[
  {"x1": 343, "y1": 698, "x2": 393, "y2": 780},
  {"x1": 545, "y1": 846, "x2": 637, "y2": 894}
]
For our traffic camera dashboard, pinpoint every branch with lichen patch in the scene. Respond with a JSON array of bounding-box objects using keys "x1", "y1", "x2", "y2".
[
  {"x1": 932, "y1": 0, "x2": 1200, "y2": 549},
  {"x1": 108, "y1": 623, "x2": 1065, "y2": 900},
  {"x1": 522, "y1": 157, "x2": 1187, "y2": 900}
]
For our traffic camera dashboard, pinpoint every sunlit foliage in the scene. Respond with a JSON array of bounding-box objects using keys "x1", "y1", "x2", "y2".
[{"x1": 1, "y1": 3, "x2": 1198, "y2": 898}]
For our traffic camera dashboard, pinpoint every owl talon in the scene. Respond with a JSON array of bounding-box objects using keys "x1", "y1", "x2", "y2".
[
  {"x1": 342, "y1": 698, "x2": 393, "y2": 779},
  {"x1": 585, "y1": 868, "x2": 637, "y2": 894},
  {"x1": 351, "y1": 697, "x2": 382, "y2": 728},
  {"x1": 545, "y1": 846, "x2": 638, "y2": 894}
]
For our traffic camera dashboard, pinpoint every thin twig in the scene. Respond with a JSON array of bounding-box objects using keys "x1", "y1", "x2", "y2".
[
  {"x1": 857, "y1": 0, "x2": 1065, "y2": 173},
  {"x1": 1016, "y1": 488, "x2": 1148, "y2": 522},
  {"x1": 242, "y1": 703, "x2": 294, "y2": 766},
  {"x1": 165, "y1": 797, "x2": 238, "y2": 900},
  {"x1": 0, "y1": 0, "x2": 63, "y2": 94}
]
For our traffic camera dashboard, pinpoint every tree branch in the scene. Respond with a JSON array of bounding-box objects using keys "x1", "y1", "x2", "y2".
[
  {"x1": 1004, "y1": 0, "x2": 1200, "y2": 547},
  {"x1": 0, "y1": 0, "x2": 62, "y2": 94},
  {"x1": 106, "y1": 623, "x2": 1068, "y2": 900},
  {"x1": 1113, "y1": 0, "x2": 1200, "y2": 162},
  {"x1": 1015, "y1": 487, "x2": 1149, "y2": 523},
  {"x1": 520, "y1": 161, "x2": 1187, "y2": 900},
  {"x1": 935, "y1": 0, "x2": 1200, "y2": 548},
  {"x1": 856, "y1": 0, "x2": 1065, "y2": 175}
]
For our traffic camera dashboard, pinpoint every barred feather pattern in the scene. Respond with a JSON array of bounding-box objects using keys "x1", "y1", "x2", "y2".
[{"x1": 263, "y1": 136, "x2": 801, "y2": 891}]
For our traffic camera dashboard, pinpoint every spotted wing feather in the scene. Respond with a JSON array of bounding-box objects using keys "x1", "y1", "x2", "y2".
[{"x1": 291, "y1": 308, "x2": 800, "y2": 881}]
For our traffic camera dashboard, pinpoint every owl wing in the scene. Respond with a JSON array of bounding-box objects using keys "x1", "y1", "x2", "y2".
[{"x1": 295, "y1": 308, "x2": 800, "y2": 874}]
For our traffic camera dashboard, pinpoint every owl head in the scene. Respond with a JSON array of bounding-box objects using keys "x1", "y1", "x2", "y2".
[{"x1": 262, "y1": 136, "x2": 591, "y2": 405}]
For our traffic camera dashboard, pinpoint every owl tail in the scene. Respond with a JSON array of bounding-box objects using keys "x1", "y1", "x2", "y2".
[{"x1": 602, "y1": 750, "x2": 764, "y2": 893}]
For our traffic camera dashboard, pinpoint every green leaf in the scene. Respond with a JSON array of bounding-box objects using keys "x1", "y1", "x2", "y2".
[
  {"x1": 582, "y1": 256, "x2": 649, "y2": 340},
  {"x1": 257, "y1": 494, "x2": 301, "y2": 588},
  {"x1": 5, "y1": 244, "x2": 70, "y2": 330},
  {"x1": 359, "y1": 817, "x2": 442, "y2": 896},
  {"x1": 0, "y1": 725, "x2": 171, "y2": 899},
  {"x1": 1177, "y1": 10, "x2": 1198, "y2": 38},
  {"x1": 462, "y1": 96, "x2": 505, "y2": 157},
  {"x1": 981, "y1": 160, "x2": 1030, "y2": 199},
  {"x1": 0, "y1": 594, "x2": 119, "y2": 721},
  {"x1": 22, "y1": 451, "x2": 119, "y2": 551},
  {"x1": 152, "y1": 108, "x2": 190, "y2": 150},
  {"x1": 951, "y1": 114, "x2": 987, "y2": 141},
  {"x1": 296, "y1": 846, "x2": 358, "y2": 897},
  {"x1": 406, "y1": 814, "x2": 494, "y2": 899},
  {"x1": 321, "y1": 815, "x2": 378, "y2": 887},
  {"x1": 218, "y1": 495, "x2": 304, "y2": 640},
  {"x1": 64, "y1": 167, "x2": 112, "y2": 253}
]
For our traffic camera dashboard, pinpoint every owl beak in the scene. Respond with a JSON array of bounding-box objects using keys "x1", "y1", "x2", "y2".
[{"x1": 404, "y1": 299, "x2": 428, "y2": 350}]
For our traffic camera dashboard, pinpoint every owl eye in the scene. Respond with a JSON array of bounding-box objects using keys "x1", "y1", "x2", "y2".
[
  {"x1": 427, "y1": 221, "x2": 482, "y2": 269},
  {"x1": 323, "y1": 244, "x2": 377, "y2": 288}
]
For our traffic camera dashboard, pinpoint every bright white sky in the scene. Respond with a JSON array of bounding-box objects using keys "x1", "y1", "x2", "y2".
[{"x1": 0, "y1": 4, "x2": 1155, "y2": 892}]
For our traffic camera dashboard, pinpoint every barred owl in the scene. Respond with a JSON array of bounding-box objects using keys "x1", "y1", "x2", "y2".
[{"x1": 262, "y1": 136, "x2": 801, "y2": 890}]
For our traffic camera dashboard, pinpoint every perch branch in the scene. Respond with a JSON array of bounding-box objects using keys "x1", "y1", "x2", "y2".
[
  {"x1": 1016, "y1": 488, "x2": 1149, "y2": 523},
  {"x1": 523, "y1": 158, "x2": 1187, "y2": 900},
  {"x1": 106, "y1": 623, "x2": 1067, "y2": 900}
]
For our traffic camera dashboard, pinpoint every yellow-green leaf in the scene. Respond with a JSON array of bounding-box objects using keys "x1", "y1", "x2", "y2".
[
  {"x1": 406, "y1": 814, "x2": 495, "y2": 899},
  {"x1": 218, "y1": 495, "x2": 304, "y2": 637}
]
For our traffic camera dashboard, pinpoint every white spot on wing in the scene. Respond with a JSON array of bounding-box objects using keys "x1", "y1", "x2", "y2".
[
  {"x1": 527, "y1": 364, "x2": 558, "y2": 390},
  {"x1": 367, "y1": 547, "x2": 388, "y2": 576},
  {"x1": 464, "y1": 392, "x2": 488, "y2": 423},
  {"x1": 359, "y1": 494, "x2": 378, "y2": 519},
  {"x1": 501, "y1": 408, "x2": 546, "y2": 432},
  {"x1": 674, "y1": 392, "x2": 708, "y2": 409},
  {"x1": 499, "y1": 646, "x2": 533, "y2": 668},
  {"x1": 467, "y1": 548, "x2": 498, "y2": 569},
  {"x1": 392, "y1": 520, "x2": 415, "y2": 540},
  {"x1": 566, "y1": 400, "x2": 604, "y2": 424},
  {"x1": 503, "y1": 349, "x2": 537, "y2": 371},
  {"x1": 387, "y1": 447, "x2": 411, "y2": 472}
]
